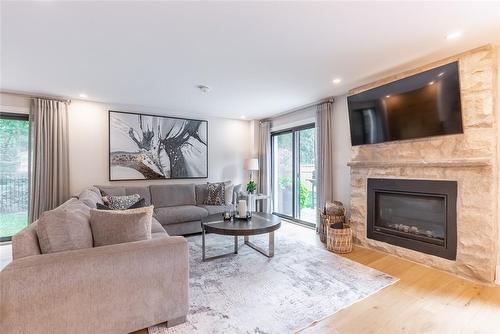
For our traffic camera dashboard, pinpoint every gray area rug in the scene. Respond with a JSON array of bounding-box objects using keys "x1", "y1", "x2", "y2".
[{"x1": 149, "y1": 223, "x2": 396, "y2": 334}]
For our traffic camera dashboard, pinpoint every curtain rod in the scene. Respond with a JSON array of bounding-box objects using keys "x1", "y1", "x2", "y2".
[
  {"x1": 0, "y1": 90, "x2": 72, "y2": 103},
  {"x1": 261, "y1": 97, "x2": 333, "y2": 122}
]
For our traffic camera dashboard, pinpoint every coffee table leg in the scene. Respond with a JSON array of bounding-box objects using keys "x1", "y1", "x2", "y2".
[
  {"x1": 269, "y1": 231, "x2": 274, "y2": 257},
  {"x1": 234, "y1": 236, "x2": 238, "y2": 254},
  {"x1": 244, "y1": 231, "x2": 275, "y2": 258},
  {"x1": 202, "y1": 226, "x2": 206, "y2": 261}
]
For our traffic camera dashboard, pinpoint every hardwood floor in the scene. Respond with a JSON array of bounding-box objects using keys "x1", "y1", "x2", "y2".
[{"x1": 298, "y1": 246, "x2": 500, "y2": 334}]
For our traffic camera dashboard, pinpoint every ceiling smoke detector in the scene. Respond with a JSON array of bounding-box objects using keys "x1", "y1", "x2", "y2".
[{"x1": 197, "y1": 85, "x2": 211, "y2": 93}]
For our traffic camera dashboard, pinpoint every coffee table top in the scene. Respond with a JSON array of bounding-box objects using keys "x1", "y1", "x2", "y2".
[{"x1": 201, "y1": 212, "x2": 281, "y2": 236}]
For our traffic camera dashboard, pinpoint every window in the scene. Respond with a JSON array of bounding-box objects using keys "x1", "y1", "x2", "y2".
[
  {"x1": 0, "y1": 113, "x2": 29, "y2": 241},
  {"x1": 271, "y1": 124, "x2": 316, "y2": 226}
]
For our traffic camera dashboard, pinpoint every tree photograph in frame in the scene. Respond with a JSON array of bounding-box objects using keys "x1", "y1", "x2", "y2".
[{"x1": 109, "y1": 110, "x2": 208, "y2": 180}]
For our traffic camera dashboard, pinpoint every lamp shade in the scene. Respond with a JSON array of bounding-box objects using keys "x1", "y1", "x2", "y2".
[{"x1": 246, "y1": 158, "x2": 259, "y2": 171}]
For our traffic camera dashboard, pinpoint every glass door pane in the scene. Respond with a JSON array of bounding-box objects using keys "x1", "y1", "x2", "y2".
[
  {"x1": 272, "y1": 132, "x2": 293, "y2": 217},
  {"x1": 0, "y1": 115, "x2": 29, "y2": 241},
  {"x1": 298, "y1": 127, "x2": 316, "y2": 224}
]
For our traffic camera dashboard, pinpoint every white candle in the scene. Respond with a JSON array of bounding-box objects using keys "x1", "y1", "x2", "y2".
[{"x1": 238, "y1": 200, "x2": 247, "y2": 217}]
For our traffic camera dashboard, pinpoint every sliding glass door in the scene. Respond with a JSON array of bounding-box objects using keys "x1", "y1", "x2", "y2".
[
  {"x1": 272, "y1": 132, "x2": 293, "y2": 217},
  {"x1": 272, "y1": 124, "x2": 316, "y2": 226},
  {"x1": 0, "y1": 113, "x2": 30, "y2": 241}
]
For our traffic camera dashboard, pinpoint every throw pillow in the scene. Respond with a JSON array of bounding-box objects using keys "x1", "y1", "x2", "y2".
[
  {"x1": 127, "y1": 198, "x2": 146, "y2": 209},
  {"x1": 204, "y1": 182, "x2": 225, "y2": 205},
  {"x1": 89, "y1": 206, "x2": 154, "y2": 247},
  {"x1": 36, "y1": 198, "x2": 93, "y2": 254},
  {"x1": 96, "y1": 202, "x2": 113, "y2": 210},
  {"x1": 95, "y1": 198, "x2": 146, "y2": 211},
  {"x1": 107, "y1": 194, "x2": 141, "y2": 210}
]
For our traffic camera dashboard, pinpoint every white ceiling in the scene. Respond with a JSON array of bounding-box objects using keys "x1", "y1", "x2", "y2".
[{"x1": 1, "y1": 1, "x2": 499, "y2": 119}]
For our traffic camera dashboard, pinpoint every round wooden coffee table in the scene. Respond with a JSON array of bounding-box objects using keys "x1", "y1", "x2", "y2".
[{"x1": 200, "y1": 212, "x2": 281, "y2": 261}]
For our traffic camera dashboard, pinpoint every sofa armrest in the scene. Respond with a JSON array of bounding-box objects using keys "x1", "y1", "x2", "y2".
[{"x1": 0, "y1": 236, "x2": 189, "y2": 334}]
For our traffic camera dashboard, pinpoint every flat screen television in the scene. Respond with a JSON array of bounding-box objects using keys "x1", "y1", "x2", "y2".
[{"x1": 347, "y1": 61, "x2": 463, "y2": 146}]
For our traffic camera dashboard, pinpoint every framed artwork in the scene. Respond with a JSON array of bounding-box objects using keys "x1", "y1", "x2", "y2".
[{"x1": 109, "y1": 110, "x2": 208, "y2": 180}]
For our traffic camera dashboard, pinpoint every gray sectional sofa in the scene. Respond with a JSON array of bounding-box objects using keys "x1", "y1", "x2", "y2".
[
  {"x1": 96, "y1": 183, "x2": 240, "y2": 235},
  {"x1": 1, "y1": 182, "x2": 240, "y2": 334}
]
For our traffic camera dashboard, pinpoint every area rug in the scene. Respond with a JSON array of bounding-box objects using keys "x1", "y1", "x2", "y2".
[{"x1": 149, "y1": 223, "x2": 397, "y2": 334}]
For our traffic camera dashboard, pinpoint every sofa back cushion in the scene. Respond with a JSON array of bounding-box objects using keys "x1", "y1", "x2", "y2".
[
  {"x1": 97, "y1": 186, "x2": 152, "y2": 206},
  {"x1": 150, "y1": 184, "x2": 196, "y2": 207},
  {"x1": 195, "y1": 184, "x2": 208, "y2": 205},
  {"x1": 89, "y1": 206, "x2": 153, "y2": 247},
  {"x1": 78, "y1": 186, "x2": 104, "y2": 209},
  {"x1": 36, "y1": 198, "x2": 93, "y2": 254}
]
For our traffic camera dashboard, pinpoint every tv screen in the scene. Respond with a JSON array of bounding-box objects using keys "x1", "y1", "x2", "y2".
[{"x1": 348, "y1": 62, "x2": 463, "y2": 146}]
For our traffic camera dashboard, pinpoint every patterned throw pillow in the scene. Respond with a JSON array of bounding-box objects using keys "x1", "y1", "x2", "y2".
[
  {"x1": 204, "y1": 182, "x2": 225, "y2": 205},
  {"x1": 107, "y1": 194, "x2": 141, "y2": 210},
  {"x1": 96, "y1": 198, "x2": 146, "y2": 211}
]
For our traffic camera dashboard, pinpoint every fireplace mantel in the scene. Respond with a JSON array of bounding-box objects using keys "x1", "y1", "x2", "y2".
[{"x1": 347, "y1": 158, "x2": 491, "y2": 168}]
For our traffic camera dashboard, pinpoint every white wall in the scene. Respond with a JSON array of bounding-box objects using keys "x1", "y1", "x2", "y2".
[
  {"x1": 0, "y1": 93, "x2": 251, "y2": 195},
  {"x1": 331, "y1": 95, "x2": 352, "y2": 213},
  {"x1": 69, "y1": 100, "x2": 251, "y2": 194}
]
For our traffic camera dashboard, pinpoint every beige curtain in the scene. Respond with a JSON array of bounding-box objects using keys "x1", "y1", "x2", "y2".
[
  {"x1": 316, "y1": 100, "x2": 335, "y2": 229},
  {"x1": 29, "y1": 98, "x2": 70, "y2": 223},
  {"x1": 258, "y1": 121, "x2": 272, "y2": 213}
]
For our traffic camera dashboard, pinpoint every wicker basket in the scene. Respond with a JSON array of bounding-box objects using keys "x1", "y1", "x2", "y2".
[{"x1": 327, "y1": 224, "x2": 353, "y2": 254}]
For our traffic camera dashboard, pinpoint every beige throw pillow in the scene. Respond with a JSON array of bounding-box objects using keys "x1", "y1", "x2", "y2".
[
  {"x1": 36, "y1": 198, "x2": 93, "y2": 254},
  {"x1": 89, "y1": 206, "x2": 154, "y2": 247}
]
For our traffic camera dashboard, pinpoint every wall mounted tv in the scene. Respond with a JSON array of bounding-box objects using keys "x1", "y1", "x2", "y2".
[{"x1": 348, "y1": 62, "x2": 463, "y2": 146}]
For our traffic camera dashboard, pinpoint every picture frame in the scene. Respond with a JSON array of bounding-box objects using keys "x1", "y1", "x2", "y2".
[{"x1": 108, "y1": 110, "x2": 208, "y2": 181}]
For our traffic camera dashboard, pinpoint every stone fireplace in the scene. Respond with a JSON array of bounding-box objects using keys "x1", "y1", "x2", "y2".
[
  {"x1": 348, "y1": 45, "x2": 498, "y2": 283},
  {"x1": 367, "y1": 178, "x2": 457, "y2": 260}
]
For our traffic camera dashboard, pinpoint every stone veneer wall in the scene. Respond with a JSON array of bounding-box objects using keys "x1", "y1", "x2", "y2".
[{"x1": 348, "y1": 45, "x2": 498, "y2": 283}]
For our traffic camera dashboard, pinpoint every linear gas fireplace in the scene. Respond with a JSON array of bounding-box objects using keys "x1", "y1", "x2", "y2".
[{"x1": 367, "y1": 178, "x2": 457, "y2": 260}]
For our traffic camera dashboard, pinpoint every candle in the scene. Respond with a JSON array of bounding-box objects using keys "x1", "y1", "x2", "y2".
[{"x1": 238, "y1": 200, "x2": 247, "y2": 218}]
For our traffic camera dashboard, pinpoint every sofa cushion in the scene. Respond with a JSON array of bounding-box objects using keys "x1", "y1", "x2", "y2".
[
  {"x1": 195, "y1": 184, "x2": 208, "y2": 205},
  {"x1": 150, "y1": 184, "x2": 196, "y2": 207},
  {"x1": 198, "y1": 204, "x2": 234, "y2": 215},
  {"x1": 196, "y1": 181, "x2": 233, "y2": 205},
  {"x1": 97, "y1": 186, "x2": 126, "y2": 197},
  {"x1": 36, "y1": 198, "x2": 93, "y2": 254},
  {"x1": 151, "y1": 217, "x2": 167, "y2": 234},
  {"x1": 154, "y1": 205, "x2": 208, "y2": 225},
  {"x1": 108, "y1": 194, "x2": 141, "y2": 210},
  {"x1": 89, "y1": 206, "x2": 154, "y2": 247},
  {"x1": 204, "y1": 182, "x2": 225, "y2": 205},
  {"x1": 97, "y1": 186, "x2": 152, "y2": 206},
  {"x1": 78, "y1": 187, "x2": 104, "y2": 209}
]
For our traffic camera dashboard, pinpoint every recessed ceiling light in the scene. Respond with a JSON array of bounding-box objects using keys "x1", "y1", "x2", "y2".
[
  {"x1": 438, "y1": 72, "x2": 445, "y2": 77},
  {"x1": 79, "y1": 93, "x2": 88, "y2": 99},
  {"x1": 241, "y1": 116, "x2": 246, "y2": 120},
  {"x1": 429, "y1": 81, "x2": 435, "y2": 85},
  {"x1": 197, "y1": 85, "x2": 211, "y2": 93},
  {"x1": 446, "y1": 31, "x2": 462, "y2": 40},
  {"x1": 385, "y1": 95, "x2": 391, "y2": 98},
  {"x1": 332, "y1": 78, "x2": 341, "y2": 84}
]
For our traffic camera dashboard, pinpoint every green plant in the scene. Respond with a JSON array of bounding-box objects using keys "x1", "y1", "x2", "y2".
[
  {"x1": 299, "y1": 181, "x2": 309, "y2": 209},
  {"x1": 246, "y1": 180, "x2": 257, "y2": 193}
]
